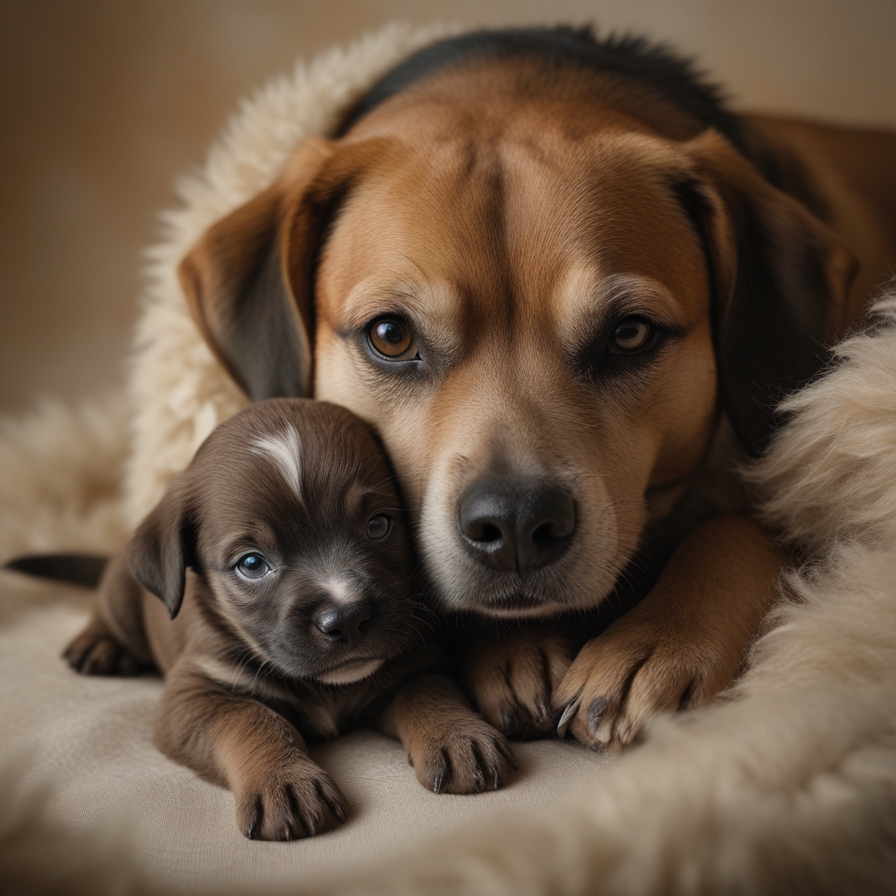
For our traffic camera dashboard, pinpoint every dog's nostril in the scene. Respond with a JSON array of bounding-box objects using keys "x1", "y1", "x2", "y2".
[
  {"x1": 532, "y1": 521, "x2": 555, "y2": 546},
  {"x1": 477, "y1": 523, "x2": 503, "y2": 544}
]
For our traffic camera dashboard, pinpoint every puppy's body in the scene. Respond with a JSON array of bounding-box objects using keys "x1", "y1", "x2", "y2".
[
  {"x1": 64, "y1": 399, "x2": 514, "y2": 840},
  {"x1": 177, "y1": 29, "x2": 896, "y2": 750}
]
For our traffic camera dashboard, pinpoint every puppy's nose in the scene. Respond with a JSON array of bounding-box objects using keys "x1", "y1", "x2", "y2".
[
  {"x1": 457, "y1": 477, "x2": 575, "y2": 573},
  {"x1": 314, "y1": 600, "x2": 372, "y2": 648}
]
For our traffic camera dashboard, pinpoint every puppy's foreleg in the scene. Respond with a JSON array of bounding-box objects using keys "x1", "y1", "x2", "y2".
[
  {"x1": 63, "y1": 553, "x2": 151, "y2": 676},
  {"x1": 155, "y1": 664, "x2": 346, "y2": 840},
  {"x1": 378, "y1": 673, "x2": 517, "y2": 794},
  {"x1": 553, "y1": 513, "x2": 787, "y2": 752}
]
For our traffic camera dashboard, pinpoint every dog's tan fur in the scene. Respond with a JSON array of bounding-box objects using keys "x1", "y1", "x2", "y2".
[
  {"x1": 63, "y1": 398, "x2": 514, "y2": 840},
  {"x1": 178, "y1": 41, "x2": 896, "y2": 751}
]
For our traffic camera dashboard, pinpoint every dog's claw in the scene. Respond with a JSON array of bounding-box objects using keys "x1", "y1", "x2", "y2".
[
  {"x1": 432, "y1": 770, "x2": 444, "y2": 794},
  {"x1": 557, "y1": 698, "x2": 579, "y2": 738},
  {"x1": 587, "y1": 696, "x2": 610, "y2": 734}
]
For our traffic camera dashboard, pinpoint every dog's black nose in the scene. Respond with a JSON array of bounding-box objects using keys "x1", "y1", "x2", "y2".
[
  {"x1": 457, "y1": 476, "x2": 575, "y2": 573},
  {"x1": 315, "y1": 600, "x2": 373, "y2": 648}
]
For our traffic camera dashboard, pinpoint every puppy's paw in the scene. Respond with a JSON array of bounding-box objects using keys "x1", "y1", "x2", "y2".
[
  {"x1": 553, "y1": 618, "x2": 737, "y2": 753},
  {"x1": 64, "y1": 626, "x2": 144, "y2": 676},
  {"x1": 466, "y1": 630, "x2": 576, "y2": 739},
  {"x1": 236, "y1": 762, "x2": 346, "y2": 841},
  {"x1": 409, "y1": 717, "x2": 517, "y2": 794}
]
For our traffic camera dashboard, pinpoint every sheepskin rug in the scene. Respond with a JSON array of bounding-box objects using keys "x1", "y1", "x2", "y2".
[{"x1": 2, "y1": 23, "x2": 895, "y2": 895}]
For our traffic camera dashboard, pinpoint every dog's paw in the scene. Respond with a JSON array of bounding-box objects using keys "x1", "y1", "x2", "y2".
[
  {"x1": 553, "y1": 617, "x2": 736, "y2": 753},
  {"x1": 64, "y1": 627, "x2": 144, "y2": 676},
  {"x1": 409, "y1": 716, "x2": 517, "y2": 794},
  {"x1": 465, "y1": 629, "x2": 576, "y2": 739},
  {"x1": 236, "y1": 762, "x2": 346, "y2": 841}
]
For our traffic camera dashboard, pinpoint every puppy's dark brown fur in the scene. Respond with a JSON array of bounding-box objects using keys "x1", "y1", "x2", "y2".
[
  {"x1": 64, "y1": 398, "x2": 514, "y2": 840},
  {"x1": 176, "y1": 29, "x2": 896, "y2": 752}
]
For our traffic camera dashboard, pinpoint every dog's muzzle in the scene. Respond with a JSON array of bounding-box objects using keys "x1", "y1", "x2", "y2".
[{"x1": 456, "y1": 475, "x2": 575, "y2": 573}]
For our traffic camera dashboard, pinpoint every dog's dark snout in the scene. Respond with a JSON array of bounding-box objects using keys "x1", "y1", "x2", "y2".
[
  {"x1": 457, "y1": 477, "x2": 575, "y2": 573},
  {"x1": 314, "y1": 600, "x2": 373, "y2": 648}
]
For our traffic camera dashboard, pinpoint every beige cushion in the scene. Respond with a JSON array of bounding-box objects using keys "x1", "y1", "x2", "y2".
[{"x1": 0, "y1": 574, "x2": 608, "y2": 892}]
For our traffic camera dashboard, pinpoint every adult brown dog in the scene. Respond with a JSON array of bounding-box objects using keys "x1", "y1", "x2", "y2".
[
  {"x1": 59, "y1": 398, "x2": 514, "y2": 840},
  {"x1": 177, "y1": 28, "x2": 896, "y2": 752}
]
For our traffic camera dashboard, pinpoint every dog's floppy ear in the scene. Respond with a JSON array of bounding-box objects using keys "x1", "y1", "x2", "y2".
[
  {"x1": 177, "y1": 137, "x2": 335, "y2": 400},
  {"x1": 678, "y1": 131, "x2": 857, "y2": 457},
  {"x1": 179, "y1": 137, "x2": 394, "y2": 401},
  {"x1": 125, "y1": 480, "x2": 197, "y2": 619}
]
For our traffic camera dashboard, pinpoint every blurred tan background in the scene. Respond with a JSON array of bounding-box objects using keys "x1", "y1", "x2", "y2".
[{"x1": 1, "y1": 0, "x2": 894, "y2": 414}]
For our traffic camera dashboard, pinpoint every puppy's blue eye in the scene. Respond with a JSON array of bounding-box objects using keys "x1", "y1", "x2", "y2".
[
  {"x1": 235, "y1": 553, "x2": 272, "y2": 580},
  {"x1": 365, "y1": 514, "x2": 392, "y2": 540}
]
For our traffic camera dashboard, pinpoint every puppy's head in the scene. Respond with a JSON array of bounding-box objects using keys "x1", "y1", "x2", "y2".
[
  {"x1": 126, "y1": 398, "x2": 418, "y2": 684},
  {"x1": 178, "y1": 53, "x2": 854, "y2": 620}
]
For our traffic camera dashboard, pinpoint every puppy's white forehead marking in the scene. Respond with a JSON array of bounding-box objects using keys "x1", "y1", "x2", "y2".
[{"x1": 251, "y1": 426, "x2": 303, "y2": 498}]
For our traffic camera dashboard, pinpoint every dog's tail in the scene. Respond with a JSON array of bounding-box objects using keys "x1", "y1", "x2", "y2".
[{"x1": 4, "y1": 554, "x2": 108, "y2": 589}]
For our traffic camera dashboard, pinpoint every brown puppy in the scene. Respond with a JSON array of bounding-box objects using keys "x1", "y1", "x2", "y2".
[
  {"x1": 176, "y1": 29, "x2": 896, "y2": 751},
  {"x1": 62, "y1": 398, "x2": 514, "y2": 840}
]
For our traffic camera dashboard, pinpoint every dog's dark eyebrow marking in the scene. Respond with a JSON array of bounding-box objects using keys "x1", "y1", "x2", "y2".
[{"x1": 335, "y1": 26, "x2": 771, "y2": 176}]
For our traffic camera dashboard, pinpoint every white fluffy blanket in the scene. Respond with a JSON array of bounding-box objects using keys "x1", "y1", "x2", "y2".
[{"x1": 2, "y1": 23, "x2": 895, "y2": 895}]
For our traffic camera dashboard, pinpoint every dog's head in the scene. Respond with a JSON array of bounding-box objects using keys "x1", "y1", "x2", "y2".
[
  {"x1": 178, "y1": 43, "x2": 855, "y2": 619},
  {"x1": 126, "y1": 398, "x2": 418, "y2": 683}
]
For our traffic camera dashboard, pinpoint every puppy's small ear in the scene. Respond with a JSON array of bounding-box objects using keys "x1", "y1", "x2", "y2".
[
  {"x1": 178, "y1": 137, "x2": 392, "y2": 402},
  {"x1": 125, "y1": 482, "x2": 196, "y2": 619},
  {"x1": 679, "y1": 131, "x2": 857, "y2": 457}
]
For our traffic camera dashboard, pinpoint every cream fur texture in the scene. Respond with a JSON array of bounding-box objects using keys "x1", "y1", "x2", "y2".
[
  {"x1": 2, "y1": 23, "x2": 895, "y2": 895},
  {"x1": 0, "y1": 394, "x2": 128, "y2": 557},
  {"x1": 749, "y1": 293, "x2": 896, "y2": 554}
]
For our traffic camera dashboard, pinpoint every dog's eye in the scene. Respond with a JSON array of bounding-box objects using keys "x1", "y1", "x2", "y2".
[
  {"x1": 235, "y1": 553, "x2": 272, "y2": 580},
  {"x1": 366, "y1": 317, "x2": 417, "y2": 361},
  {"x1": 365, "y1": 514, "x2": 392, "y2": 540},
  {"x1": 608, "y1": 316, "x2": 653, "y2": 354}
]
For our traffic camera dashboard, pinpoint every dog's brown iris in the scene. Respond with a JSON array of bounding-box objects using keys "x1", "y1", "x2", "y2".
[
  {"x1": 369, "y1": 318, "x2": 414, "y2": 359},
  {"x1": 609, "y1": 317, "x2": 652, "y2": 354}
]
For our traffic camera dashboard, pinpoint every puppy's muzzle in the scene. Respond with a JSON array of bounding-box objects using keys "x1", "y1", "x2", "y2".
[
  {"x1": 314, "y1": 600, "x2": 373, "y2": 649},
  {"x1": 457, "y1": 476, "x2": 576, "y2": 573}
]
